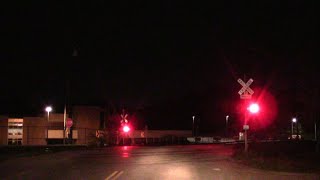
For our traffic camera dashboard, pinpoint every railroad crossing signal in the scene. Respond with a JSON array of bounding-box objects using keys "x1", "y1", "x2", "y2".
[
  {"x1": 238, "y1": 78, "x2": 254, "y2": 99},
  {"x1": 120, "y1": 113, "x2": 128, "y2": 124}
]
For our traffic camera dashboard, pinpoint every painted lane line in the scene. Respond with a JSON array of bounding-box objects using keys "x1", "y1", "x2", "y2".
[
  {"x1": 112, "y1": 171, "x2": 124, "y2": 180},
  {"x1": 105, "y1": 171, "x2": 118, "y2": 180}
]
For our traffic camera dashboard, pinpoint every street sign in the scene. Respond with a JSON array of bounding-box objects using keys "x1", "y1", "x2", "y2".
[
  {"x1": 238, "y1": 78, "x2": 254, "y2": 99},
  {"x1": 243, "y1": 125, "x2": 249, "y2": 130},
  {"x1": 66, "y1": 118, "x2": 73, "y2": 128}
]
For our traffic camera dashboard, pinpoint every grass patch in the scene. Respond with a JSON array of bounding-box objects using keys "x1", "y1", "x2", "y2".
[{"x1": 232, "y1": 141, "x2": 320, "y2": 173}]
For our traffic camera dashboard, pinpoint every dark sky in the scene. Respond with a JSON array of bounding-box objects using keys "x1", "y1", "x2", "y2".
[{"x1": 1, "y1": 2, "x2": 319, "y2": 133}]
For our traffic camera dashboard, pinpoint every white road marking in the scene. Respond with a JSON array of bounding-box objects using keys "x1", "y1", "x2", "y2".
[
  {"x1": 213, "y1": 168, "x2": 221, "y2": 171},
  {"x1": 112, "y1": 171, "x2": 124, "y2": 180},
  {"x1": 105, "y1": 171, "x2": 118, "y2": 180}
]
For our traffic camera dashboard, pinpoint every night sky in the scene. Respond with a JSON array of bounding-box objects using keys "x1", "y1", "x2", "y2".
[{"x1": 1, "y1": 2, "x2": 318, "y2": 133}]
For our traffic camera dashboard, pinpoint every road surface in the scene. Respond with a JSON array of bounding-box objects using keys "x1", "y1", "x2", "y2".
[{"x1": 0, "y1": 145, "x2": 318, "y2": 179}]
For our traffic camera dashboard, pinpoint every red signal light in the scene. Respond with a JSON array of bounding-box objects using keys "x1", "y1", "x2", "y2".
[
  {"x1": 248, "y1": 103, "x2": 259, "y2": 114},
  {"x1": 123, "y1": 125, "x2": 130, "y2": 133}
]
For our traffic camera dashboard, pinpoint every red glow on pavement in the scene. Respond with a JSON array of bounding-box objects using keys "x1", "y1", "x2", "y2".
[
  {"x1": 121, "y1": 146, "x2": 131, "y2": 158},
  {"x1": 122, "y1": 152, "x2": 129, "y2": 158}
]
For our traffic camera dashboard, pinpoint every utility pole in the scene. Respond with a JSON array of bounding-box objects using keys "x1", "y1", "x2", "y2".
[
  {"x1": 291, "y1": 120, "x2": 293, "y2": 139},
  {"x1": 315, "y1": 122, "x2": 317, "y2": 141},
  {"x1": 226, "y1": 115, "x2": 229, "y2": 137},
  {"x1": 63, "y1": 105, "x2": 66, "y2": 145},
  {"x1": 192, "y1": 116, "x2": 195, "y2": 136}
]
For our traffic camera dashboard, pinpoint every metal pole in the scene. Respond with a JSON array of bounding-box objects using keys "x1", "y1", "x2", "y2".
[
  {"x1": 226, "y1": 116, "x2": 228, "y2": 137},
  {"x1": 192, "y1": 116, "x2": 195, "y2": 136},
  {"x1": 244, "y1": 129, "x2": 248, "y2": 153},
  {"x1": 63, "y1": 105, "x2": 66, "y2": 145},
  {"x1": 315, "y1": 122, "x2": 317, "y2": 141},
  {"x1": 47, "y1": 112, "x2": 49, "y2": 140},
  {"x1": 291, "y1": 121, "x2": 293, "y2": 139},
  {"x1": 296, "y1": 121, "x2": 299, "y2": 140},
  {"x1": 244, "y1": 102, "x2": 247, "y2": 153},
  {"x1": 244, "y1": 103, "x2": 248, "y2": 153}
]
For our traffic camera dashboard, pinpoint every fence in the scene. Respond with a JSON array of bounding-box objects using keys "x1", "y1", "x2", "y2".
[{"x1": 100, "y1": 130, "x2": 190, "y2": 146}]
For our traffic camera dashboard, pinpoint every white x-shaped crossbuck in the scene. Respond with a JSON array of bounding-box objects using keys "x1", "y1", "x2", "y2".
[
  {"x1": 121, "y1": 114, "x2": 128, "y2": 123},
  {"x1": 238, "y1": 78, "x2": 254, "y2": 95}
]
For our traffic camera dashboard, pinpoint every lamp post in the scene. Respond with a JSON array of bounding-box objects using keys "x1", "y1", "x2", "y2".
[
  {"x1": 192, "y1": 116, "x2": 195, "y2": 136},
  {"x1": 315, "y1": 122, "x2": 317, "y2": 141},
  {"x1": 292, "y1": 117, "x2": 297, "y2": 139},
  {"x1": 45, "y1": 106, "x2": 52, "y2": 122},
  {"x1": 226, "y1": 115, "x2": 229, "y2": 137},
  {"x1": 45, "y1": 106, "x2": 52, "y2": 140}
]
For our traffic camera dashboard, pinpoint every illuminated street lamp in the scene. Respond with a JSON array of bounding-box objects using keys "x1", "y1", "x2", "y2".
[
  {"x1": 192, "y1": 116, "x2": 195, "y2": 136},
  {"x1": 225, "y1": 115, "x2": 229, "y2": 137},
  {"x1": 45, "y1": 106, "x2": 52, "y2": 122},
  {"x1": 292, "y1": 117, "x2": 297, "y2": 123},
  {"x1": 291, "y1": 117, "x2": 297, "y2": 139}
]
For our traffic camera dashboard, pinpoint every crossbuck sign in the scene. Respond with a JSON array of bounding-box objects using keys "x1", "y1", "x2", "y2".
[{"x1": 238, "y1": 78, "x2": 254, "y2": 99}]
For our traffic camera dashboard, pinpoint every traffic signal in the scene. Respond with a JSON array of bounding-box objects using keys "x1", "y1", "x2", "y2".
[
  {"x1": 248, "y1": 103, "x2": 259, "y2": 114},
  {"x1": 123, "y1": 125, "x2": 130, "y2": 133}
]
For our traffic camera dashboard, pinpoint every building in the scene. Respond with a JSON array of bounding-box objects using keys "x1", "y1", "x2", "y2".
[
  {"x1": 0, "y1": 106, "x2": 105, "y2": 145},
  {"x1": 0, "y1": 105, "x2": 192, "y2": 146}
]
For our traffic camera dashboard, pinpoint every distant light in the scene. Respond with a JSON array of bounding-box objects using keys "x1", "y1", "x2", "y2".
[
  {"x1": 123, "y1": 125, "x2": 130, "y2": 133},
  {"x1": 292, "y1": 118, "x2": 297, "y2": 123},
  {"x1": 45, "y1": 106, "x2": 52, "y2": 113},
  {"x1": 248, "y1": 103, "x2": 259, "y2": 113}
]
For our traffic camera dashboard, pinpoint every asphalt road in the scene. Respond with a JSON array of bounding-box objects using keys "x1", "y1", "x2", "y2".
[{"x1": 0, "y1": 145, "x2": 318, "y2": 180}]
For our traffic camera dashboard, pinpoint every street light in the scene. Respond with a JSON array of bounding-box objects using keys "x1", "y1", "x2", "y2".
[
  {"x1": 45, "y1": 106, "x2": 52, "y2": 122},
  {"x1": 192, "y1": 116, "x2": 195, "y2": 136},
  {"x1": 226, "y1": 115, "x2": 229, "y2": 137},
  {"x1": 292, "y1": 117, "x2": 297, "y2": 139}
]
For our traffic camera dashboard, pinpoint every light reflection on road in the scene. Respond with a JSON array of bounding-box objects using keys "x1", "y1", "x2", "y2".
[
  {"x1": 121, "y1": 146, "x2": 130, "y2": 158},
  {"x1": 164, "y1": 165, "x2": 194, "y2": 179}
]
